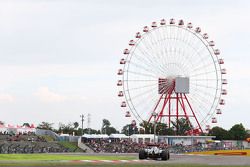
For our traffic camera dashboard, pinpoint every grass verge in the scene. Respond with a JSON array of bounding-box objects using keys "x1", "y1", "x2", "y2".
[
  {"x1": 0, "y1": 154, "x2": 135, "y2": 161},
  {"x1": 58, "y1": 141, "x2": 82, "y2": 152},
  {"x1": 0, "y1": 162, "x2": 249, "y2": 167}
]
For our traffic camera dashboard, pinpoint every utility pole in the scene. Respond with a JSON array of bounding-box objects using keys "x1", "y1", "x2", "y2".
[
  {"x1": 80, "y1": 114, "x2": 84, "y2": 136},
  {"x1": 152, "y1": 111, "x2": 158, "y2": 143},
  {"x1": 87, "y1": 113, "x2": 91, "y2": 134}
]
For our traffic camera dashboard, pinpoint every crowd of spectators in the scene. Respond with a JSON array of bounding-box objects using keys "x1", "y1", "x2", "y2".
[
  {"x1": 5, "y1": 133, "x2": 47, "y2": 142},
  {"x1": 0, "y1": 133, "x2": 68, "y2": 154},
  {"x1": 85, "y1": 138, "x2": 246, "y2": 154},
  {"x1": 85, "y1": 139, "x2": 169, "y2": 153},
  {"x1": 83, "y1": 138, "x2": 229, "y2": 153}
]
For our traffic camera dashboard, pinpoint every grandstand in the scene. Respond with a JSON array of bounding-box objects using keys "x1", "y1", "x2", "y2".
[
  {"x1": 1, "y1": 125, "x2": 249, "y2": 154},
  {"x1": 0, "y1": 125, "x2": 84, "y2": 154}
]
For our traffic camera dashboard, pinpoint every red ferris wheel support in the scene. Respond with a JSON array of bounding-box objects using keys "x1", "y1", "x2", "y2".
[{"x1": 147, "y1": 77, "x2": 203, "y2": 134}]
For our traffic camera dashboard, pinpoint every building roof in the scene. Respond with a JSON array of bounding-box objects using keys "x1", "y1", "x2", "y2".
[
  {"x1": 109, "y1": 134, "x2": 129, "y2": 138},
  {"x1": 130, "y1": 134, "x2": 155, "y2": 138},
  {"x1": 82, "y1": 134, "x2": 109, "y2": 138},
  {"x1": 158, "y1": 135, "x2": 216, "y2": 138}
]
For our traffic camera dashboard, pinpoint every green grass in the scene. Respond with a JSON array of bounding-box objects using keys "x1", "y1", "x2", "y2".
[
  {"x1": 0, "y1": 154, "x2": 135, "y2": 161},
  {"x1": 0, "y1": 163, "x2": 249, "y2": 167},
  {"x1": 58, "y1": 142, "x2": 82, "y2": 152},
  {"x1": 0, "y1": 154, "x2": 249, "y2": 167},
  {"x1": 41, "y1": 135, "x2": 55, "y2": 142}
]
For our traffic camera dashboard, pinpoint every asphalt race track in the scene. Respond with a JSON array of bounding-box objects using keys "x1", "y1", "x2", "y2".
[
  {"x1": 1, "y1": 153, "x2": 250, "y2": 166},
  {"x1": 168, "y1": 154, "x2": 250, "y2": 166},
  {"x1": 51, "y1": 153, "x2": 250, "y2": 166}
]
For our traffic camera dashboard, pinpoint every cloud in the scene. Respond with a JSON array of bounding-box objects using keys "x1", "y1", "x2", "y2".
[
  {"x1": 33, "y1": 86, "x2": 89, "y2": 103},
  {"x1": 0, "y1": 93, "x2": 15, "y2": 103},
  {"x1": 34, "y1": 87, "x2": 66, "y2": 103}
]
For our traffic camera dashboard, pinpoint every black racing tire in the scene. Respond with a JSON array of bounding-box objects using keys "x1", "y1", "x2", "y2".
[
  {"x1": 161, "y1": 150, "x2": 169, "y2": 160},
  {"x1": 139, "y1": 150, "x2": 146, "y2": 160}
]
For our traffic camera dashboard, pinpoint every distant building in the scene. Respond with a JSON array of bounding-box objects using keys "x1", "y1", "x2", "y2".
[
  {"x1": 129, "y1": 134, "x2": 216, "y2": 145},
  {"x1": 158, "y1": 135, "x2": 216, "y2": 146}
]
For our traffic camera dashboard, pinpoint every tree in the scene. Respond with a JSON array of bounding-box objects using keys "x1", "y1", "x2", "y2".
[
  {"x1": 77, "y1": 128, "x2": 101, "y2": 135},
  {"x1": 229, "y1": 123, "x2": 247, "y2": 140},
  {"x1": 101, "y1": 119, "x2": 111, "y2": 133},
  {"x1": 139, "y1": 121, "x2": 154, "y2": 134},
  {"x1": 122, "y1": 124, "x2": 139, "y2": 135},
  {"x1": 139, "y1": 121, "x2": 175, "y2": 135},
  {"x1": 171, "y1": 118, "x2": 192, "y2": 135},
  {"x1": 101, "y1": 119, "x2": 118, "y2": 135},
  {"x1": 208, "y1": 126, "x2": 231, "y2": 140},
  {"x1": 58, "y1": 122, "x2": 75, "y2": 135},
  {"x1": 106, "y1": 126, "x2": 119, "y2": 135},
  {"x1": 37, "y1": 122, "x2": 54, "y2": 130},
  {"x1": 164, "y1": 127, "x2": 175, "y2": 135},
  {"x1": 121, "y1": 124, "x2": 131, "y2": 135},
  {"x1": 22, "y1": 123, "x2": 30, "y2": 127},
  {"x1": 156, "y1": 122, "x2": 174, "y2": 135},
  {"x1": 73, "y1": 122, "x2": 79, "y2": 129}
]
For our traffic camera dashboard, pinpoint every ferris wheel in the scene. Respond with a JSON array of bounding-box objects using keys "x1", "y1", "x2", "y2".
[{"x1": 117, "y1": 19, "x2": 227, "y2": 133}]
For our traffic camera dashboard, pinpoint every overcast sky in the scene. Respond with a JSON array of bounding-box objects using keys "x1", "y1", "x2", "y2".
[{"x1": 0, "y1": 0, "x2": 249, "y2": 131}]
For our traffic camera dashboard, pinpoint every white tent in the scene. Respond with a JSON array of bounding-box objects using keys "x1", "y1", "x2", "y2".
[
  {"x1": 82, "y1": 134, "x2": 109, "y2": 139},
  {"x1": 0, "y1": 127, "x2": 7, "y2": 133},
  {"x1": 17, "y1": 127, "x2": 36, "y2": 134},
  {"x1": 82, "y1": 134, "x2": 92, "y2": 138},
  {"x1": 130, "y1": 134, "x2": 156, "y2": 143},
  {"x1": 109, "y1": 134, "x2": 129, "y2": 139}
]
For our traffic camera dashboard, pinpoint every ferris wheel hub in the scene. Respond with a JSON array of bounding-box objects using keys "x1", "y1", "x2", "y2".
[{"x1": 158, "y1": 77, "x2": 189, "y2": 94}]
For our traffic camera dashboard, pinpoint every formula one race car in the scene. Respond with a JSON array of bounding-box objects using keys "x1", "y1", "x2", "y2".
[{"x1": 139, "y1": 144, "x2": 170, "y2": 161}]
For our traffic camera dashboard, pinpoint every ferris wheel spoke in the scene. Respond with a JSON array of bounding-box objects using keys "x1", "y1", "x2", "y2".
[
  {"x1": 139, "y1": 94, "x2": 161, "y2": 120},
  {"x1": 191, "y1": 90, "x2": 218, "y2": 106},
  {"x1": 184, "y1": 38, "x2": 210, "y2": 70},
  {"x1": 191, "y1": 58, "x2": 215, "y2": 71},
  {"x1": 162, "y1": 34, "x2": 199, "y2": 72},
  {"x1": 190, "y1": 78, "x2": 218, "y2": 81},
  {"x1": 128, "y1": 60, "x2": 161, "y2": 77},
  {"x1": 127, "y1": 70, "x2": 158, "y2": 78},
  {"x1": 190, "y1": 83, "x2": 218, "y2": 89},
  {"x1": 190, "y1": 89, "x2": 216, "y2": 102},
  {"x1": 127, "y1": 85, "x2": 158, "y2": 101},
  {"x1": 191, "y1": 54, "x2": 216, "y2": 71},
  {"x1": 175, "y1": 28, "x2": 191, "y2": 69},
  {"x1": 124, "y1": 83, "x2": 157, "y2": 91},
  {"x1": 125, "y1": 92, "x2": 145, "y2": 122},
  {"x1": 191, "y1": 98, "x2": 213, "y2": 122},
  {"x1": 130, "y1": 89, "x2": 159, "y2": 118},
  {"x1": 133, "y1": 49, "x2": 167, "y2": 76},
  {"x1": 190, "y1": 87, "x2": 220, "y2": 117},
  {"x1": 137, "y1": 38, "x2": 164, "y2": 65},
  {"x1": 190, "y1": 70, "x2": 219, "y2": 77},
  {"x1": 189, "y1": 91, "x2": 214, "y2": 108},
  {"x1": 150, "y1": 30, "x2": 170, "y2": 70},
  {"x1": 186, "y1": 94, "x2": 210, "y2": 121},
  {"x1": 187, "y1": 48, "x2": 208, "y2": 69},
  {"x1": 124, "y1": 79, "x2": 157, "y2": 82},
  {"x1": 191, "y1": 84, "x2": 217, "y2": 94}
]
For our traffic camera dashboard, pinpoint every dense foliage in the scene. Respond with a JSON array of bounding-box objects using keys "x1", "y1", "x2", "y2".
[
  {"x1": 208, "y1": 123, "x2": 248, "y2": 140},
  {"x1": 2, "y1": 118, "x2": 249, "y2": 140}
]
